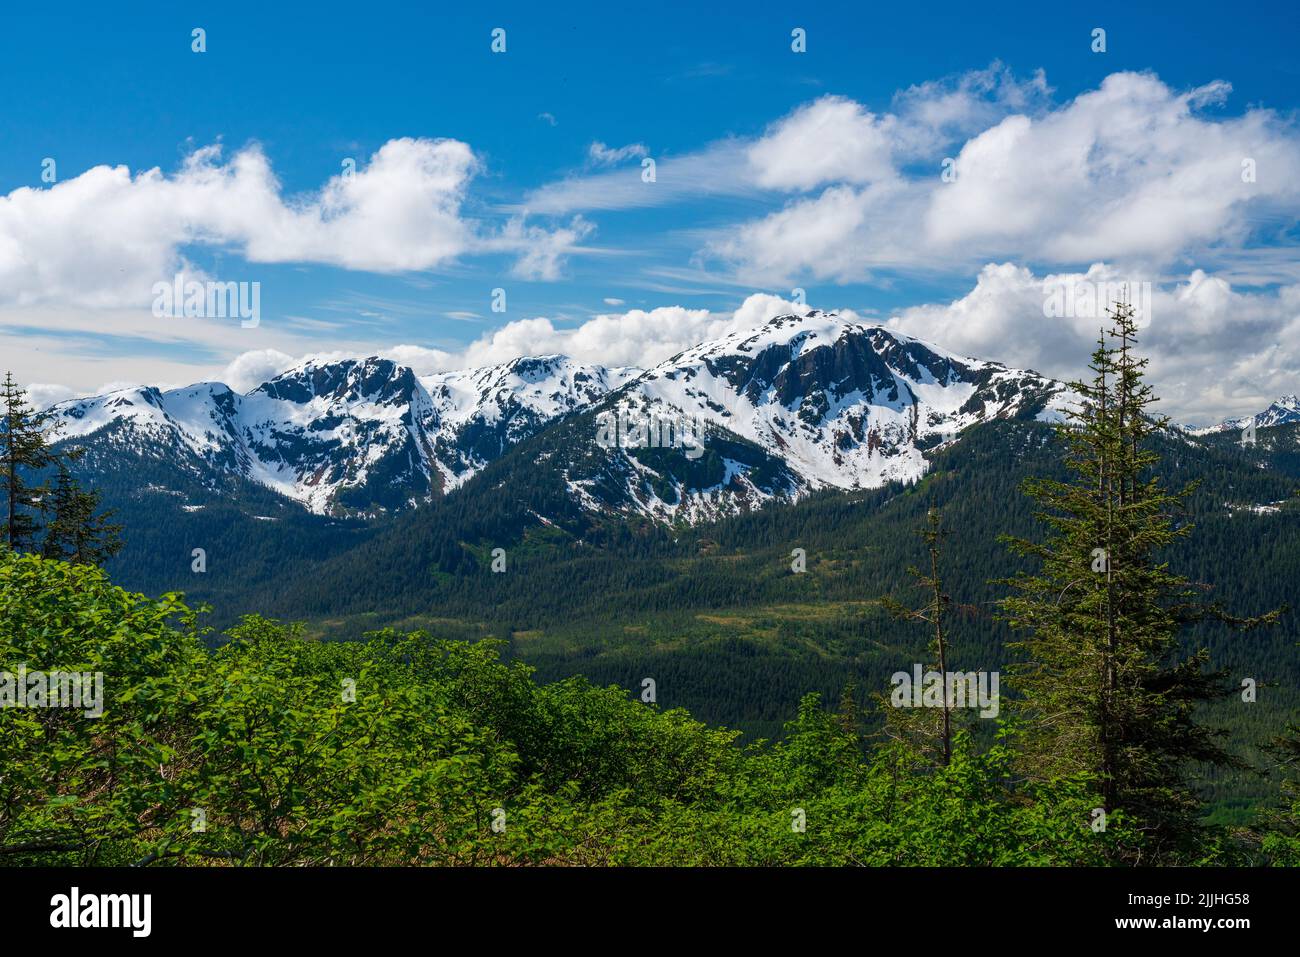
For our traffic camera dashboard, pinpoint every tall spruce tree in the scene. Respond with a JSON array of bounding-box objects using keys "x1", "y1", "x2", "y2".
[
  {"x1": 2, "y1": 371, "x2": 121, "y2": 563},
  {"x1": 879, "y1": 507, "x2": 959, "y2": 766},
  {"x1": 1261, "y1": 717, "x2": 1300, "y2": 865},
  {"x1": 42, "y1": 458, "x2": 123, "y2": 565},
  {"x1": 1, "y1": 371, "x2": 58, "y2": 551},
  {"x1": 998, "y1": 302, "x2": 1278, "y2": 862}
]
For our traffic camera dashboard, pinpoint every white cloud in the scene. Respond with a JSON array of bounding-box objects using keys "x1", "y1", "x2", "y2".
[
  {"x1": 520, "y1": 139, "x2": 753, "y2": 215},
  {"x1": 889, "y1": 62, "x2": 1053, "y2": 152},
  {"x1": 355, "y1": 293, "x2": 818, "y2": 376},
  {"x1": 221, "y1": 348, "x2": 297, "y2": 392},
  {"x1": 886, "y1": 262, "x2": 1300, "y2": 426},
  {"x1": 588, "y1": 141, "x2": 648, "y2": 166},
  {"x1": 522, "y1": 62, "x2": 1053, "y2": 221},
  {"x1": 922, "y1": 74, "x2": 1291, "y2": 262},
  {"x1": 707, "y1": 184, "x2": 891, "y2": 284},
  {"x1": 0, "y1": 136, "x2": 599, "y2": 307},
  {"x1": 26, "y1": 383, "x2": 77, "y2": 410},
  {"x1": 747, "y1": 96, "x2": 898, "y2": 191},
  {"x1": 710, "y1": 71, "x2": 1300, "y2": 283},
  {"x1": 0, "y1": 139, "x2": 477, "y2": 309},
  {"x1": 602, "y1": 297, "x2": 625, "y2": 306},
  {"x1": 497, "y1": 215, "x2": 596, "y2": 281}
]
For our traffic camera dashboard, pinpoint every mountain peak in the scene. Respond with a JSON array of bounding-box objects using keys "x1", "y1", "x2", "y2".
[
  {"x1": 598, "y1": 315, "x2": 1072, "y2": 520},
  {"x1": 1197, "y1": 394, "x2": 1300, "y2": 434},
  {"x1": 253, "y1": 356, "x2": 416, "y2": 406},
  {"x1": 46, "y1": 318, "x2": 1077, "y2": 523}
]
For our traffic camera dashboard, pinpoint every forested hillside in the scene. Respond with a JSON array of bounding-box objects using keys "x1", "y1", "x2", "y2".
[
  {"x1": 4, "y1": 549, "x2": 1298, "y2": 866},
  {"x1": 67, "y1": 415, "x2": 1300, "y2": 818}
]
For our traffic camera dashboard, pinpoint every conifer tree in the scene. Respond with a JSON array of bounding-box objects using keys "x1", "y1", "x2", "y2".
[
  {"x1": 879, "y1": 507, "x2": 959, "y2": 766},
  {"x1": 998, "y1": 302, "x2": 1278, "y2": 861},
  {"x1": 2, "y1": 372, "x2": 122, "y2": 564},
  {"x1": 1, "y1": 371, "x2": 58, "y2": 551},
  {"x1": 42, "y1": 457, "x2": 123, "y2": 565},
  {"x1": 1261, "y1": 718, "x2": 1300, "y2": 865}
]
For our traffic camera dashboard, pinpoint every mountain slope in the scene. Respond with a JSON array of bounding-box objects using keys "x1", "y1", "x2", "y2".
[
  {"x1": 50, "y1": 355, "x2": 632, "y2": 516},
  {"x1": 48, "y1": 311, "x2": 1073, "y2": 525},
  {"x1": 557, "y1": 311, "x2": 1073, "y2": 522},
  {"x1": 1192, "y1": 394, "x2": 1300, "y2": 435}
]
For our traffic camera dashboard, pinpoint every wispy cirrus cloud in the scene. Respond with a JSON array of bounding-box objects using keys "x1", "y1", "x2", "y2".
[
  {"x1": 587, "y1": 141, "x2": 649, "y2": 166},
  {"x1": 518, "y1": 138, "x2": 755, "y2": 215}
]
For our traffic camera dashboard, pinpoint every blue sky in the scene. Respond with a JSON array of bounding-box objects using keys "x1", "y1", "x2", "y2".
[{"x1": 3, "y1": 0, "x2": 1299, "y2": 424}]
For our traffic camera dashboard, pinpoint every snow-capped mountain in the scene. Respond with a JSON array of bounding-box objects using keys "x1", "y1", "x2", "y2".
[
  {"x1": 557, "y1": 311, "x2": 1073, "y2": 522},
  {"x1": 51, "y1": 355, "x2": 634, "y2": 515},
  {"x1": 1193, "y1": 395, "x2": 1300, "y2": 435},
  {"x1": 48, "y1": 311, "x2": 1072, "y2": 522},
  {"x1": 421, "y1": 356, "x2": 637, "y2": 488}
]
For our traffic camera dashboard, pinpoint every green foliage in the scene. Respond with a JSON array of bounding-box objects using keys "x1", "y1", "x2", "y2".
[
  {"x1": 42, "y1": 461, "x2": 123, "y2": 565},
  {"x1": 997, "y1": 307, "x2": 1282, "y2": 863},
  {"x1": 2, "y1": 371, "x2": 59, "y2": 551},
  {"x1": 1, "y1": 548, "x2": 1161, "y2": 866},
  {"x1": 1259, "y1": 702, "x2": 1300, "y2": 865},
  {"x1": 2, "y1": 372, "x2": 121, "y2": 563}
]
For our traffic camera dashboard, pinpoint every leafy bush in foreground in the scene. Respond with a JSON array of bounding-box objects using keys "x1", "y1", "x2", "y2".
[{"x1": 0, "y1": 548, "x2": 1264, "y2": 866}]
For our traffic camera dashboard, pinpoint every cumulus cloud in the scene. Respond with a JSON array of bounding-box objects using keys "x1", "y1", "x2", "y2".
[
  {"x1": 886, "y1": 263, "x2": 1300, "y2": 426},
  {"x1": 0, "y1": 139, "x2": 478, "y2": 307},
  {"x1": 923, "y1": 74, "x2": 1293, "y2": 262},
  {"x1": 404, "y1": 292, "x2": 817, "y2": 371},
  {"x1": 707, "y1": 184, "x2": 894, "y2": 283},
  {"x1": 0, "y1": 137, "x2": 600, "y2": 309},
  {"x1": 709, "y1": 71, "x2": 1300, "y2": 283},
  {"x1": 221, "y1": 348, "x2": 298, "y2": 392},
  {"x1": 526, "y1": 62, "x2": 1053, "y2": 221},
  {"x1": 222, "y1": 293, "x2": 818, "y2": 387},
  {"x1": 747, "y1": 96, "x2": 899, "y2": 191}
]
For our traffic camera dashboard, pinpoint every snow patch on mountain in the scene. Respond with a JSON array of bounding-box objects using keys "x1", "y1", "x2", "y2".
[
  {"x1": 46, "y1": 310, "x2": 1078, "y2": 523},
  {"x1": 49, "y1": 355, "x2": 633, "y2": 515},
  {"x1": 1192, "y1": 395, "x2": 1300, "y2": 435},
  {"x1": 579, "y1": 311, "x2": 1073, "y2": 521}
]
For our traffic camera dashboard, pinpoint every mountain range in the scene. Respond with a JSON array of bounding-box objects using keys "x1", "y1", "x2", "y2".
[
  {"x1": 50, "y1": 311, "x2": 1078, "y2": 524},
  {"x1": 1190, "y1": 394, "x2": 1300, "y2": 435}
]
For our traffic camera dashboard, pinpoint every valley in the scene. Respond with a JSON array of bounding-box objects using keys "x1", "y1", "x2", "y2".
[{"x1": 46, "y1": 320, "x2": 1300, "y2": 822}]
